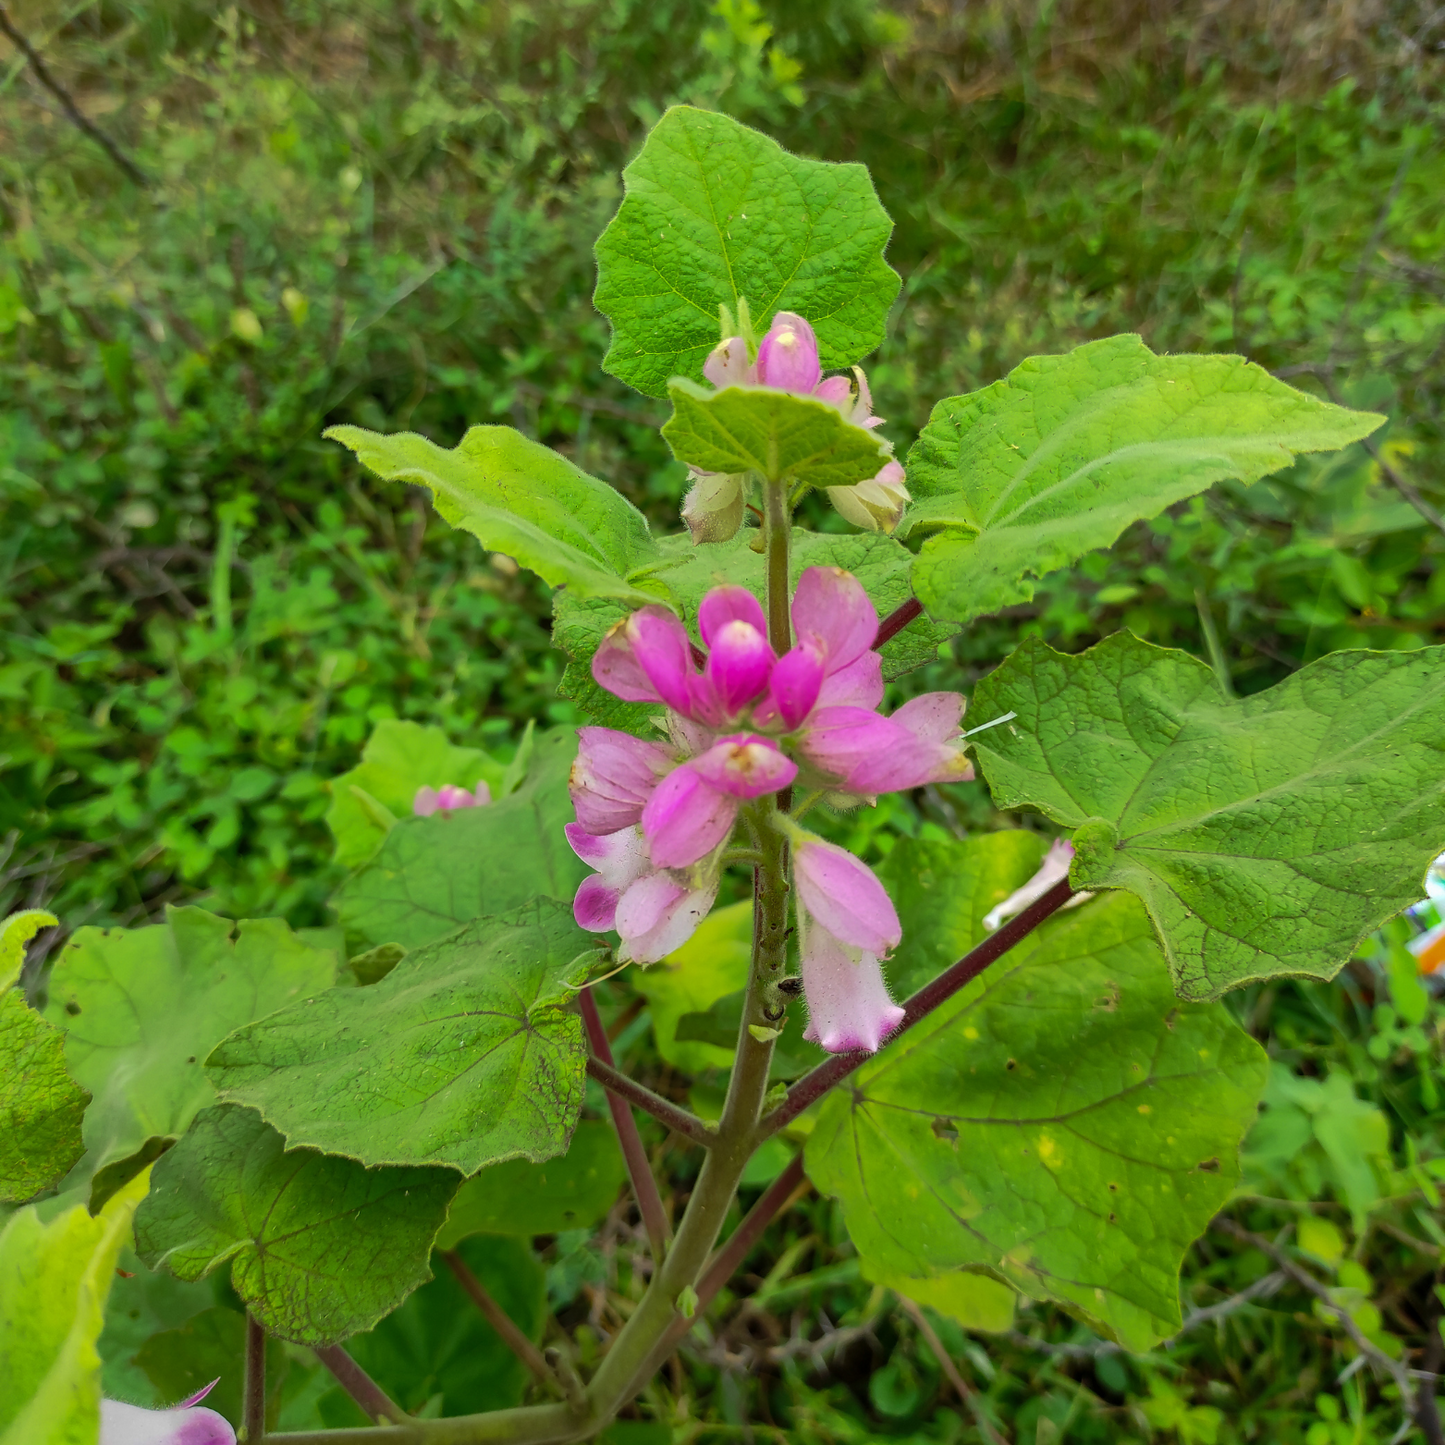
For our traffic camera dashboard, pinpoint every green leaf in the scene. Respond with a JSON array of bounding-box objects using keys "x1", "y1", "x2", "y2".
[
  {"x1": 0, "y1": 908, "x2": 56, "y2": 990},
  {"x1": 0, "y1": 1169, "x2": 149, "y2": 1445},
  {"x1": 134, "y1": 1104, "x2": 456, "y2": 1346},
  {"x1": 903, "y1": 335, "x2": 1386, "y2": 624},
  {"x1": 326, "y1": 718, "x2": 503, "y2": 869},
  {"x1": 437, "y1": 1119, "x2": 627, "y2": 1246},
  {"x1": 44, "y1": 907, "x2": 339, "y2": 1200},
  {"x1": 594, "y1": 105, "x2": 899, "y2": 398},
  {"x1": 333, "y1": 728, "x2": 586, "y2": 951},
  {"x1": 208, "y1": 901, "x2": 594, "y2": 1173},
  {"x1": 861, "y1": 1260, "x2": 1018, "y2": 1333},
  {"x1": 325, "y1": 423, "x2": 660, "y2": 603},
  {"x1": 662, "y1": 380, "x2": 889, "y2": 489},
  {"x1": 555, "y1": 528, "x2": 953, "y2": 731},
  {"x1": 0, "y1": 990, "x2": 89, "y2": 1203},
  {"x1": 971, "y1": 632, "x2": 1445, "y2": 1000},
  {"x1": 346, "y1": 1233, "x2": 545, "y2": 1416},
  {"x1": 806, "y1": 888, "x2": 1266, "y2": 1352}
]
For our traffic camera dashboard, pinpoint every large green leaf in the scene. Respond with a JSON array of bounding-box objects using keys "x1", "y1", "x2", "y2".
[
  {"x1": 0, "y1": 990, "x2": 89, "y2": 1204},
  {"x1": 594, "y1": 106, "x2": 899, "y2": 398},
  {"x1": 134, "y1": 1104, "x2": 456, "y2": 1346},
  {"x1": 0, "y1": 1169, "x2": 149, "y2": 1445},
  {"x1": 44, "y1": 908, "x2": 338, "y2": 1200},
  {"x1": 806, "y1": 888, "x2": 1266, "y2": 1352},
  {"x1": 325, "y1": 423, "x2": 660, "y2": 604},
  {"x1": 326, "y1": 718, "x2": 503, "y2": 870},
  {"x1": 0, "y1": 907, "x2": 56, "y2": 990},
  {"x1": 333, "y1": 728, "x2": 585, "y2": 951},
  {"x1": 903, "y1": 335, "x2": 1386, "y2": 625},
  {"x1": 555, "y1": 529, "x2": 954, "y2": 731},
  {"x1": 208, "y1": 901, "x2": 595, "y2": 1173},
  {"x1": 437, "y1": 1120, "x2": 627, "y2": 1246},
  {"x1": 971, "y1": 633, "x2": 1445, "y2": 1000},
  {"x1": 662, "y1": 381, "x2": 889, "y2": 490},
  {"x1": 346, "y1": 1233, "x2": 545, "y2": 1416}
]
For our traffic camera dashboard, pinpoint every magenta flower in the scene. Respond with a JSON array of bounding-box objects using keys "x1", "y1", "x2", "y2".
[
  {"x1": 414, "y1": 781, "x2": 492, "y2": 816},
  {"x1": 102, "y1": 1382, "x2": 235, "y2": 1445},
  {"x1": 791, "y1": 831, "x2": 902, "y2": 957},
  {"x1": 570, "y1": 727, "x2": 676, "y2": 835},
  {"x1": 565, "y1": 822, "x2": 718, "y2": 964}
]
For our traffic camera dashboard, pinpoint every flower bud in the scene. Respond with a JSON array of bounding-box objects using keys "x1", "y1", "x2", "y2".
[
  {"x1": 827, "y1": 460, "x2": 910, "y2": 533},
  {"x1": 414, "y1": 781, "x2": 491, "y2": 816},
  {"x1": 755, "y1": 312, "x2": 821, "y2": 395},
  {"x1": 682, "y1": 469, "x2": 746, "y2": 544},
  {"x1": 703, "y1": 335, "x2": 754, "y2": 389}
]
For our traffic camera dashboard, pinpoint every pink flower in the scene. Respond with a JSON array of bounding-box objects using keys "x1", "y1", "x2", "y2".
[
  {"x1": 755, "y1": 311, "x2": 822, "y2": 394},
  {"x1": 102, "y1": 1382, "x2": 235, "y2": 1445},
  {"x1": 791, "y1": 832, "x2": 902, "y2": 956},
  {"x1": 414, "y1": 781, "x2": 491, "y2": 816},
  {"x1": 797, "y1": 912, "x2": 905, "y2": 1055},
  {"x1": 565, "y1": 823, "x2": 717, "y2": 964},
  {"x1": 982, "y1": 839, "x2": 1079, "y2": 931},
  {"x1": 570, "y1": 728, "x2": 676, "y2": 835},
  {"x1": 796, "y1": 694, "x2": 974, "y2": 797}
]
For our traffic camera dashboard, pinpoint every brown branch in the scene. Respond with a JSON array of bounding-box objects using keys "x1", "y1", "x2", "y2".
[
  {"x1": 584, "y1": 1055, "x2": 714, "y2": 1148},
  {"x1": 757, "y1": 878, "x2": 1077, "y2": 1141},
  {"x1": 439, "y1": 1250, "x2": 562, "y2": 1398},
  {"x1": 899, "y1": 1295, "x2": 1008, "y2": 1445},
  {"x1": 873, "y1": 597, "x2": 923, "y2": 650},
  {"x1": 313, "y1": 1345, "x2": 408, "y2": 1425},
  {"x1": 0, "y1": 4, "x2": 149, "y2": 186},
  {"x1": 242, "y1": 1314, "x2": 266, "y2": 1444},
  {"x1": 580, "y1": 989, "x2": 672, "y2": 1260}
]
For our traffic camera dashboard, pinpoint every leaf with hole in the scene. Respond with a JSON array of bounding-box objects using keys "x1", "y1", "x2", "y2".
[
  {"x1": 971, "y1": 632, "x2": 1445, "y2": 1000},
  {"x1": 594, "y1": 106, "x2": 898, "y2": 397},
  {"x1": 134, "y1": 1104, "x2": 456, "y2": 1346},
  {"x1": 208, "y1": 901, "x2": 595, "y2": 1173}
]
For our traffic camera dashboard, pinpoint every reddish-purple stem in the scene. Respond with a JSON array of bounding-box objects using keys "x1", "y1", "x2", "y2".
[
  {"x1": 872, "y1": 597, "x2": 923, "y2": 650},
  {"x1": 757, "y1": 877, "x2": 1076, "y2": 1141},
  {"x1": 314, "y1": 1345, "x2": 408, "y2": 1424},
  {"x1": 579, "y1": 988, "x2": 671, "y2": 1259},
  {"x1": 440, "y1": 1250, "x2": 560, "y2": 1394},
  {"x1": 585, "y1": 1055, "x2": 714, "y2": 1148},
  {"x1": 243, "y1": 1314, "x2": 266, "y2": 1443}
]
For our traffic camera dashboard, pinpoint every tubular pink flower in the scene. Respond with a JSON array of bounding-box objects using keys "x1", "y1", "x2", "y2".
[
  {"x1": 640, "y1": 765, "x2": 740, "y2": 869},
  {"x1": 565, "y1": 822, "x2": 649, "y2": 931},
  {"x1": 798, "y1": 913, "x2": 905, "y2": 1055},
  {"x1": 102, "y1": 1383, "x2": 235, "y2": 1445},
  {"x1": 983, "y1": 839, "x2": 1077, "y2": 931},
  {"x1": 698, "y1": 585, "x2": 767, "y2": 646},
  {"x1": 414, "y1": 781, "x2": 491, "y2": 816},
  {"x1": 815, "y1": 650, "x2": 884, "y2": 710},
  {"x1": 798, "y1": 698, "x2": 972, "y2": 795},
  {"x1": 570, "y1": 728, "x2": 675, "y2": 835},
  {"x1": 687, "y1": 734, "x2": 798, "y2": 798},
  {"x1": 704, "y1": 335, "x2": 755, "y2": 388},
  {"x1": 791, "y1": 567, "x2": 878, "y2": 672},
  {"x1": 791, "y1": 833, "x2": 901, "y2": 955},
  {"x1": 755, "y1": 311, "x2": 821, "y2": 394},
  {"x1": 764, "y1": 638, "x2": 827, "y2": 730},
  {"x1": 614, "y1": 870, "x2": 719, "y2": 964},
  {"x1": 696, "y1": 617, "x2": 774, "y2": 719},
  {"x1": 591, "y1": 606, "x2": 694, "y2": 711}
]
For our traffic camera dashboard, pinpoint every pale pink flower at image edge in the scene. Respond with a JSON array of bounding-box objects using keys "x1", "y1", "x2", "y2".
[
  {"x1": 981, "y1": 838, "x2": 1085, "y2": 932},
  {"x1": 413, "y1": 780, "x2": 491, "y2": 816},
  {"x1": 101, "y1": 1380, "x2": 235, "y2": 1445}
]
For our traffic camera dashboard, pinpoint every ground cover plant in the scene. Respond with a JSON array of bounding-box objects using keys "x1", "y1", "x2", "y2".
[{"x1": 4, "y1": 3, "x2": 1445, "y2": 1442}]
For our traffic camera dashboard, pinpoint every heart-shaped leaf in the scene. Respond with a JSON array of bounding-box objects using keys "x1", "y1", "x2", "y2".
[
  {"x1": 971, "y1": 632, "x2": 1445, "y2": 1000},
  {"x1": 594, "y1": 106, "x2": 899, "y2": 397}
]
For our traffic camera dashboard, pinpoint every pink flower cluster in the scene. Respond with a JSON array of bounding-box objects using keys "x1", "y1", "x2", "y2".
[
  {"x1": 566, "y1": 566, "x2": 973, "y2": 1053},
  {"x1": 682, "y1": 312, "x2": 910, "y2": 541}
]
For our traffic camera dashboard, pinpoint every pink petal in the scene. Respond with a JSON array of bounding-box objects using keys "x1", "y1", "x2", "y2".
[
  {"x1": 798, "y1": 922, "x2": 905, "y2": 1055},
  {"x1": 766, "y1": 639, "x2": 826, "y2": 730},
  {"x1": 574, "y1": 874, "x2": 622, "y2": 932},
  {"x1": 101, "y1": 1399, "x2": 237, "y2": 1445},
  {"x1": 413, "y1": 785, "x2": 440, "y2": 817},
  {"x1": 697, "y1": 584, "x2": 767, "y2": 647},
  {"x1": 756, "y1": 311, "x2": 821, "y2": 394},
  {"x1": 615, "y1": 872, "x2": 719, "y2": 964},
  {"x1": 799, "y1": 705, "x2": 971, "y2": 794},
  {"x1": 570, "y1": 727, "x2": 675, "y2": 834},
  {"x1": 702, "y1": 618, "x2": 774, "y2": 716},
  {"x1": 793, "y1": 834, "x2": 901, "y2": 954},
  {"x1": 890, "y1": 692, "x2": 965, "y2": 745},
  {"x1": 564, "y1": 822, "x2": 649, "y2": 891},
  {"x1": 815, "y1": 650, "x2": 883, "y2": 710},
  {"x1": 791, "y1": 567, "x2": 878, "y2": 671},
  {"x1": 704, "y1": 336, "x2": 753, "y2": 388},
  {"x1": 178, "y1": 1383, "x2": 220, "y2": 1409},
  {"x1": 812, "y1": 375, "x2": 853, "y2": 407},
  {"x1": 626, "y1": 608, "x2": 696, "y2": 713},
  {"x1": 982, "y1": 839, "x2": 1075, "y2": 931},
  {"x1": 640, "y1": 765, "x2": 739, "y2": 868},
  {"x1": 688, "y1": 734, "x2": 798, "y2": 799}
]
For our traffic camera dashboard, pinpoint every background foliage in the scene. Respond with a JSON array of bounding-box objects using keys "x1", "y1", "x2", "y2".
[{"x1": 3, "y1": 0, "x2": 1444, "y2": 1439}]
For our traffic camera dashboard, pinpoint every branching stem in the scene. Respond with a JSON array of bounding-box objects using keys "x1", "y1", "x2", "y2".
[
  {"x1": 314, "y1": 1345, "x2": 409, "y2": 1425},
  {"x1": 442, "y1": 1251, "x2": 563, "y2": 1399},
  {"x1": 584, "y1": 1055, "x2": 715, "y2": 1147}
]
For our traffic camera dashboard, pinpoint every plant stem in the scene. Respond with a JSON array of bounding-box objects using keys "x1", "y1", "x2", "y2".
[
  {"x1": 762, "y1": 480, "x2": 791, "y2": 654},
  {"x1": 243, "y1": 1314, "x2": 266, "y2": 1444},
  {"x1": 756, "y1": 877, "x2": 1076, "y2": 1142},
  {"x1": 579, "y1": 988, "x2": 671, "y2": 1259},
  {"x1": 314, "y1": 1345, "x2": 409, "y2": 1425},
  {"x1": 873, "y1": 596, "x2": 923, "y2": 650},
  {"x1": 441, "y1": 1251, "x2": 563, "y2": 1399},
  {"x1": 584, "y1": 1055, "x2": 714, "y2": 1147}
]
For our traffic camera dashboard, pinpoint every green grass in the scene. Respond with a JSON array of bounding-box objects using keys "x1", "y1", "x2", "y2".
[{"x1": 4, "y1": 1, "x2": 1445, "y2": 1438}]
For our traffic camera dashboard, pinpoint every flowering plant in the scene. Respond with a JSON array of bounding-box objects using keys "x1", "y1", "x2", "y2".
[{"x1": 4, "y1": 108, "x2": 1443, "y2": 1445}]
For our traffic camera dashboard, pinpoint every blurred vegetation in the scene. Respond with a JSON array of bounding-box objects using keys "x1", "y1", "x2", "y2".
[{"x1": 3, "y1": 0, "x2": 1445, "y2": 1439}]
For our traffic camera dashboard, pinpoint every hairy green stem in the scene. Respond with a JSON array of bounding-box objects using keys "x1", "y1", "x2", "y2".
[{"x1": 762, "y1": 479, "x2": 791, "y2": 655}]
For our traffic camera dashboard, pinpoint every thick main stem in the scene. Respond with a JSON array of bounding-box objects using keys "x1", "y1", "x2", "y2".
[{"x1": 243, "y1": 1314, "x2": 266, "y2": 1444}]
